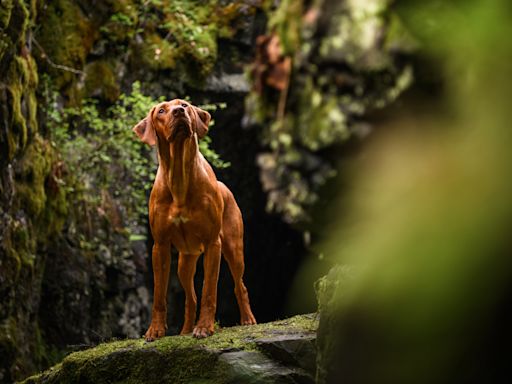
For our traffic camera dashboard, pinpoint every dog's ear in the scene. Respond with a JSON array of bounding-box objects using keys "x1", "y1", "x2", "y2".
[
  {"x1": 193, "y1": 106, "x2": 211, "y2": 139},
  {"x1": 132, "y1": 107, "x2": 156, "y2": 146}
]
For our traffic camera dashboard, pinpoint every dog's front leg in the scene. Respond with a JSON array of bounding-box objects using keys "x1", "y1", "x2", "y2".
[
  {"x1": 193, "y1": 239, "x2": 221, "y2": 338},
  {"x1": 178, "y1": 252, "x2": 201, "y2": 335},
  {"x1": 145, "y1": 242, "x2": 171, "y2": 341}
]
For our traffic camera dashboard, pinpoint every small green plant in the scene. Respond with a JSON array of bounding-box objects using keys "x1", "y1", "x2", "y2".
[
  {"x1": 44, "y1": 80, "x2": 229, "y2": 239},
  {"x1": 196, "y1": 101, "x2": 230, "y2": 169},
  {"x1": 97, "y1": 1, "x2": 248, "y2": 76}
]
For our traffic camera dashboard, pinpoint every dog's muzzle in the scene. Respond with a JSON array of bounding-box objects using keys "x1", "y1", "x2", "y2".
[{"x1": 168, "y1": 118, "x2": 192, "y2": 141}]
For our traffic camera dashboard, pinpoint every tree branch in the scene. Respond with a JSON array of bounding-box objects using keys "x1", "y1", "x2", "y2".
[{"x1": 31, "y1": 36, "x2": 85, "y2": 76}]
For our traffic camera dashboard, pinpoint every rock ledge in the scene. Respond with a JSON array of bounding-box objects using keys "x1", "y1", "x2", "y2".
[{"x1": 22, "y1": 314, "x2": 317, "y2": 384}]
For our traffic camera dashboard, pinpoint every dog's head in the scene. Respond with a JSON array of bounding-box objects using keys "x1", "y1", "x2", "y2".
[{"x1": 132, "y1": 99, "x2": 211, "y2": 146}]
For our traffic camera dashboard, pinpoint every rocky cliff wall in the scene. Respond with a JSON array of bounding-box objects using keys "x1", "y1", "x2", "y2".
[{"x1": 0, "y1": 2, "x2": 312, "y2": 382}]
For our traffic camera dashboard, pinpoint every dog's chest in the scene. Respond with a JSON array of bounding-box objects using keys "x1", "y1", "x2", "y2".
[
  {"x1": 165, "y1": 203, "x2": 212, "y2": 254},
  {"x1": 170, "y1": 212, "x2": 189, "y2": 224}
]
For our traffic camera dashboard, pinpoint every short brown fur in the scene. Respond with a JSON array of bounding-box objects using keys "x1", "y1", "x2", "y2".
[{"x1": 133, "y1": 99, "x2": 256, "y2": 340}]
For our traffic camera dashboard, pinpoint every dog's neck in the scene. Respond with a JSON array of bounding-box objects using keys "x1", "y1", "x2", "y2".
[{"x1": 157, "y1": 134, "x2": 199, "y2": 207}]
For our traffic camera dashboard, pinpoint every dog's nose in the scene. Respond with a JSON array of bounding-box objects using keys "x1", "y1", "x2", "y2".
[{"x1": 173, "y1": 106, "x2": 185, "y2": 117}]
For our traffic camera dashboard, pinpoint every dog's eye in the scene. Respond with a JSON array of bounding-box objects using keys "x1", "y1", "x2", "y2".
[
  {"x1": 181, "y1": 103, "x2": 188, "y2": 108},
  {"x1": 158, "y1": 108, "x2": 165, "y2": 114}
]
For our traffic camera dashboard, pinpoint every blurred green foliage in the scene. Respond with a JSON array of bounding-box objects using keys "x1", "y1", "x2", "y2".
[
  {"x1": 314, "y1": 1, "x2": 512, "y2": 382},
  {"x1": 248, "y1": 0, "x2": 415, "y2": 223}
]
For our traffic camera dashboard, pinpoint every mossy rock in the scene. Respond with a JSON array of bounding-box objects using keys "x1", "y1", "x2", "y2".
[
  {"x1": 22, "y1": 314, "x2": 318, "y2": 384},
  {"x1": 314, "y1": 266, "x2": 356, "y2": 384},
  {"x1": 35, "y1": 0, "x2": 95, "y2": 103},
  {"x1": 0, "y1": 0, "x2": 38, "y2": 161},
  {"x1": 84, "y1": 60, "x2": 121, "y2": 102}
]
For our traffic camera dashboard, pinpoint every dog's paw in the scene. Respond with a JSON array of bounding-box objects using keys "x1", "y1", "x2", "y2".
[
  {"x1": 180, "y1": 324, "x2": 194, "y2": 335},
  {"x1": 192, "y1": 325, "x2": 214, "y2": 338},
  {"x1": 241, "y1": 312, "x2": 257, "y2": 326},
  {"x1": 144, "y1": 323, "x2": 166, "y2": 342}
]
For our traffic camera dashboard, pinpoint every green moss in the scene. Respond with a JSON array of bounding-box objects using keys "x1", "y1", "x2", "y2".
[
  {"x1": 4, "y1": 137, "x2": 66, "y2": 269},
  {"x1": 84, "y1": 60, "x2": 121, "y2": 102},
  {"x1": 2, "y1": 236, "x2": 22, "y2": 279},
  {"x1": 98, "y1": 1, "x2": 138, "y2": 42},
  {"x1": 5, "y1": 0, "x2": 29, "y2": 45},
  {"x1": 0, "y1": 317, "x2": 17, "y2": 352},
  {"x1": 15, "y1": 137, "x2": 51, "y2": 217},
  {"x1": 20, "y1": 54, "x2": 38, "y2": 132},
  {"x1": 62, "y1": 313, "x2": 317, "y2": 362},
  {"x1": 126, "y1": 1, "x2": 251, "y2": 82},
  {"x1": 294, "y1": 79, "x2": 349, "y2": 151},
  {"x1": 0, "y1": 0, "x2": 73, "y2": 381},
  {"x1": 249, "y1": 0, "x2": 415, "y2": 224},
  {"x1": 131, "y1": 33, "x2": 177, "y2": 71},
  {"x1": 32, "y1": 0, "x2": 254, "y2": 102},
  {"x1": 156, "y1": 314, "x2": 317, "y2": 353},
  {"x1": 40, "y1": 164, "x2": 68, "y2": 238},
  {"x1": 0, "y1": 317, "x2": 17, "y2": 382},
  {"x1": 384, "y1": 13, "x2": 418, "y2": 53},
  {"x1": 26, "y1": 88, "x2": 38, "y2": 138},
  {"x1": 6, "y1": 60, "x2": 27, "y2": 158},
  {"x1": 269, "y1": 0, "x2": 303, "y2": 54},
  {"x1": 2, "y1": 137, "x2": 67, "y2": 267},
  {"x1": 33, "y1": 325, "x2": 48, "y2": 368},
  {"x1": 9, "y1": 137, "x2": 55, "y2": 267},
  {"x1": 0, "y1": 3, "x2": 41, "y2": 274},
  {"x1": 23, "y1": 314, "x2": 318, "y2": 384},
  {"x1": 35, "y1": 0, "x2": 94, "y2": 102},
  {"x1": 1, "y1": 133, "x2": 66, "y2": 277},
  {"x1": 0, "y1": 0, "x2": 35, "y2": 72},
  {"x1": 0, "y1": 30, "x2": 9, "y2": 63},
  {"x1": 11, "y1": 220, "x2": 33, "y2": 266},
  {"x1": 3, "y1": 51, "x2": 39, "y2": 159},
  {"x1": 0, "y1": 0, "x2": 14, "y2": 29}
]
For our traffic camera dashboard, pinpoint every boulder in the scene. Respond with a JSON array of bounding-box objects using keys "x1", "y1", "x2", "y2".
[{"x1": 22, "y1": 314, "x2": 317, "y2": 384}]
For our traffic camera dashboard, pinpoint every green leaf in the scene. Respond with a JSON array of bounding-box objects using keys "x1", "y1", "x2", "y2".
[{"x1": 129, "y1": 234, "x2": 147, "y2": 242}]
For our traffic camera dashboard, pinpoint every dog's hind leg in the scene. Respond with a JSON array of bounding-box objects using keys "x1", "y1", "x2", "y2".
[
  {"x1": 222, "y1": 238, "x2": 257, "y2": 326},
  {"x1": 218, "y1": 181, "x2": 256, "y2": 325},
  {"x1": 178, "y1": 252, "x2": 201, "y2": 335}
]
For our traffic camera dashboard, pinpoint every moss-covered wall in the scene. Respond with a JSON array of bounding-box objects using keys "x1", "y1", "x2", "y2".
[
  {"x1": 1, "y1": 1, "x2": 268, "y2": 382},
  {"x1": 0, "y1": 1, "x2": 69, "y2": 382},
  {"x1": 0, "y1": 0, "x2": 413, "y2": 381},
  {"x1": 33, "y1": 0, "x2": 255, "y2": 105},
  {"x1": 246, "y1": 0, "x2": 415, "y2": 224}
]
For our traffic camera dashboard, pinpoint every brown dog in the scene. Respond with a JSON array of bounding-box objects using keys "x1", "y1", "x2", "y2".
[{"x1": 133, "y1": 99, "x2": 256, "y2": 340}]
